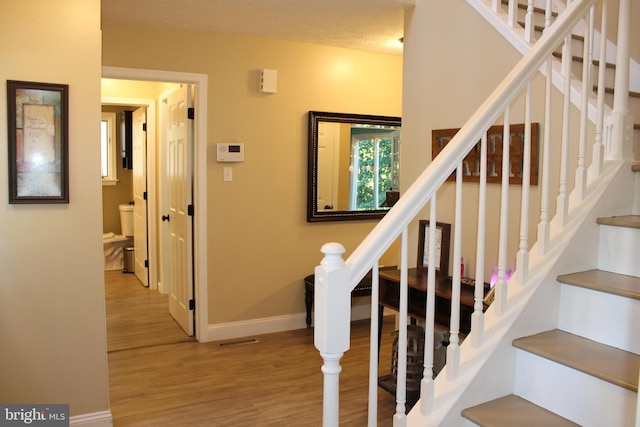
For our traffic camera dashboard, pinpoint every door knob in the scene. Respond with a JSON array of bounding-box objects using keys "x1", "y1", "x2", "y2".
[{"x1": 162, "y1": 214, "x2": 170, "y2": 222}]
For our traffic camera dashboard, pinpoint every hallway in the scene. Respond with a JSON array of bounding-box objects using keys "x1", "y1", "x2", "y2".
[{"x1": 105, "y1": 271, "x2": 397, "y2": 426}]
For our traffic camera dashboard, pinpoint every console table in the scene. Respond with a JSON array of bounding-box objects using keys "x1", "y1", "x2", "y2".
[
  {"x1": 376, "y1": 268, "x2": 490, "y2": 407},
  {"x1": 378, "y1": 268, "x2": 490, "y2": 335}
]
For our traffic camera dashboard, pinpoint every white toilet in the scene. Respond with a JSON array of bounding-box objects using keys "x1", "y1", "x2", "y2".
[{"x1": 103, "y1": 204, "x2": 134, "y2": 271}]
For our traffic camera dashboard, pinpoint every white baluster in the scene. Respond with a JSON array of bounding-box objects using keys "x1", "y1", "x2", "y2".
[
  {"x1": 609, "y1": 0, "x2": 633, "y2": 161},
  {"x1": 591, "y1": 0, "x2": 608, "y2": 177},
  {"x1": 492, "y1": 0, "x2": 499, "y2": 13},
  {"x1": 508, "y1": 0, "x2": 518, "y2": 28},
  {"x1": 544, "y1": 0, "x2": 553, "y2": 31},
  {"x1": 495, "y1": 109, "x2": 511, "y2": 315},
  {"x1": 393, "y1": 228, "x2": 409, "y2": 427},
  {"x1": 368, "y1": 262, "x2": 379, "y2": 427},
  {"x1": 575, "y1": 6, "x2": 592, "y2": 201},
  {"x1": 557, "y1": 31, "x2": 572, "y2": 227},
  {"x1": 315, "y1": 242, "x2": 351, "y2": 427},
  {"x1": 446, "y1": 164, "x2": 463, "y2": 380},
  {"x1": 537, "y1": 56, "x2": 552, "y2": 255},
  {"x1": 420, "y1": 198, "x2": 437, "y2": 414},
  {"x1": 525, "y1": 0, "x2": 535, "y2": 43},
  {"x1": 515, "y1": 82, "x2": 532, "y2": 285},
  {"x1": 472, "y1": 134, "x2": 487, "y2": 348}
]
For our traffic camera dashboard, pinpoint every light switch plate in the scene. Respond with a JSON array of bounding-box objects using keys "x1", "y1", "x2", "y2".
[{"x1": 223, "y1": 167, "x2": 232, "y2": 182}]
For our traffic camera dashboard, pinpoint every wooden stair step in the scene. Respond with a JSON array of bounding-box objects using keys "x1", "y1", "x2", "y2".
[
  {"x1": 557, "y1": 269, "x2": 640, "y2": 300},
  {"x1": 596, "y1": 215, "x2": 640, "y2": 229},
  {"x1": 632, "y1": 163, "x2": 640, "y2": 172},
  {"x1": 596, "y1": 86, "x2": 640, "y2": 98},
  {"x1": 513, "y1": 329, "x2": 640, "y2": 392},
  {"x1": 551, "y1": 52, "x2": 616, "y2": 69},
  {"x1": 462, "y1": 394, "x2": 579, "y2": 427}
]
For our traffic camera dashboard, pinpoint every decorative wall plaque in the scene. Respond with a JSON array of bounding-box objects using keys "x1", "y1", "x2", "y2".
[{"x1": 432, "y1": 123, "x2": 539, "y2": 185}]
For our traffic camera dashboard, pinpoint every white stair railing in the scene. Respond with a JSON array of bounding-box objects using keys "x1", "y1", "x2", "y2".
[{"x1": 314, "y1": 0, "x2": 633, "y2": 425}]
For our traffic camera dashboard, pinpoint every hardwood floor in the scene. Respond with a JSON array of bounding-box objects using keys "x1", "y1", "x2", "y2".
[{"x1": 105, "y1": 272, "x2": 398, "y2": 426}]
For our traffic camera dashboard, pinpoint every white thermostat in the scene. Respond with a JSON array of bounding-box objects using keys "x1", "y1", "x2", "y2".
[{"x1": 217, "y1": 143, "x2": 244, "y2": 162}]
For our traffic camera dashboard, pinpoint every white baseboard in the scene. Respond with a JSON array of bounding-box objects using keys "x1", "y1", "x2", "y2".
[
  {"x1": 205, "y1": 304, "x2": 373, "y2": 342},
  {"x1": 70, "y1": 410, "x2": 112, "y2": 426}
]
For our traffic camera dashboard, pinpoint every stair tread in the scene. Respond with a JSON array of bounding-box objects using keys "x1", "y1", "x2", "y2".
[
  {"x1": 633, "y1": 163, "x2": 640, "y2": 172},
  {"x1": 557, "y1": 269, "x2": 640, "y2": 300},
  {"x1": 462, "y1": 394, "x2": 579, "y2": 427},
  {"x1": 596, "y1": 214, "x2": 640, "y2": 229},
  {"x1": 551, "y1": 52, "x2": 617, "y2": 69},
  {"x1": 513, "y1": 329, "x2": 639, "y2": 392}
]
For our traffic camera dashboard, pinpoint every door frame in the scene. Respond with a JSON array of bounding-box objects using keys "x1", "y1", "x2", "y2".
[
  {"x1": 102, "y1": 66, "x2": 209, "y2": 343},
  {"x1": 101, "y1": 98, "x2": 155, "y2": 289}
]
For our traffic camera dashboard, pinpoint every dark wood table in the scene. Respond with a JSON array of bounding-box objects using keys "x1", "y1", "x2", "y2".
[
  {"x1": 378, "y1": 268, "x2": 489, "y2": 335},
  {"x1": 376, "y1": 268, "x2": 490, "y2": 408}
]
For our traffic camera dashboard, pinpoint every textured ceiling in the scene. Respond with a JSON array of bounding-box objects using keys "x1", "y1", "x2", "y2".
[{"x1": 101, "y1": 0, "x2": 410, "y2": 55}]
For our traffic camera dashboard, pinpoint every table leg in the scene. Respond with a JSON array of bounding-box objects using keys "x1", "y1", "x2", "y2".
[{"x1": 305, "y1": 287, "x2": 313, "y2": 328}]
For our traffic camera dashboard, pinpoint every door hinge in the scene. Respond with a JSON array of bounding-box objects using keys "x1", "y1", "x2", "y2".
[
  {"x1": 144, "y1": 259, "x2": 149, "y2": 268},
  {"x1": 142, "y1": 123, "x2": 147, "y2": 132},
  {"x1": 188, "y1": 108, "x2": 195, "y2": 120},
  {"x1": 189, "y1": 299, "x2": 195, "y2": 310},
  {"x1": 188, "y1": 204, "x2": 194, "y2": 216},
  {"x1": 143, "y1": 191, "x2": 147, "y2": 200}
]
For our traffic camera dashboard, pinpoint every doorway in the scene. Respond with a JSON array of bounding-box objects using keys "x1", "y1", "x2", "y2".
[{"x1": 101, "y1": 66, "x2": 209, "y2": 342}]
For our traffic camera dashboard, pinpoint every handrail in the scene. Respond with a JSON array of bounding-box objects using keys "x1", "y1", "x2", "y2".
[{"x1": 345, "y1": 0, "x2": 595, "y2": 288}]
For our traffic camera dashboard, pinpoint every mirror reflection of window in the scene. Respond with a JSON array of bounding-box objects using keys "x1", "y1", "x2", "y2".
[{"x1": 349, "y1": 127, "x2": 400, "y2": 211}]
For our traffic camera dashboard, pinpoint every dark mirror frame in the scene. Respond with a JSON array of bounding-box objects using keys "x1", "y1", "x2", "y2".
[{"x1": 307, "y1": 111, "x2": 401, "y2": 222}]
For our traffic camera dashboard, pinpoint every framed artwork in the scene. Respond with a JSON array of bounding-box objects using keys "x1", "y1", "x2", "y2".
[
  {"x1": 417, "y1": 220, "x2": 451, "y2": 276},
  {"x1": 7, "y1": 80, "x2": 69, "y2": 204}
]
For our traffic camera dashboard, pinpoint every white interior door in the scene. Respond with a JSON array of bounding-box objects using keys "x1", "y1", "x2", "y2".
[
  {"x1": 132, "y1": 107, "x2": 148, "y2": 287},
  {"x1": 165, "y1": 84, "x2": 194, "y2": 336}
]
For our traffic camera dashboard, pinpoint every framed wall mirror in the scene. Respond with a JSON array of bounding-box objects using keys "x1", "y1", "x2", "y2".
[{"x1": 307, "y1": 111, "x2": 401, "y2": 222}]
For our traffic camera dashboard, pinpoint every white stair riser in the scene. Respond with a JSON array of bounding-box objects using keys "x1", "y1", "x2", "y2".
[
  {"x1": 598, "y1": 225, "x2": 640, "y2": 276},
  {"x1": 558, "y1": 284, "x2": 640, "y2": 354},
  {"x1": 514, "y1": 350, "x2": 637, "y2": 427}
]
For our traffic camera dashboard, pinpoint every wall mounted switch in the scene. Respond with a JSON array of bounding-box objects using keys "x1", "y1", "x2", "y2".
[{"x1": 223, "y1": 167, "x2": 232, "y2": 182}]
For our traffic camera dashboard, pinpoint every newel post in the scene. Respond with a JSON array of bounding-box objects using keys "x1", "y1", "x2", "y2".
[{"x1": 314, "y1": 242, "x2": 351, "y2": 427}]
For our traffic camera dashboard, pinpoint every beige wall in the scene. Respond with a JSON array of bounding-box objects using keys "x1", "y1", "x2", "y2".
[
  {"x1": 0, "y1": 0, "x2": 109, "y2": 417},
  {"x1": 101, "y1": 21, "x2": 403, "y2": 325}
]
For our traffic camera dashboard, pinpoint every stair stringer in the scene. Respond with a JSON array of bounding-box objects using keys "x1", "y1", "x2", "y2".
[{"x1": 407, "y1": 160, "x2": 628, "y2": 427}]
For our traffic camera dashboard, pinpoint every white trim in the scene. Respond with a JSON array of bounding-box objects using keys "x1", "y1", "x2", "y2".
[
  {"x1": 102, "y1": 66, "x2": 208, "y2": 343},
  {"x1": 69, "y1": 410, "x2": 112, "y2": 426},
  {"x1": 206, "y1": 305, "x2": 373, "y2": 342}
]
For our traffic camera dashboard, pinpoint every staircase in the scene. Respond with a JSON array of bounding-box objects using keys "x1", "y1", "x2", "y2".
[
  {"x1": 313, "y1": 0, "x2": 639, "y2": 425},
  {"x1": 459, "y1": 4, "x2": 640, "y2": 424},
  {"x1": 462, "y1": 168, "x2": 640, "y2": 425}
]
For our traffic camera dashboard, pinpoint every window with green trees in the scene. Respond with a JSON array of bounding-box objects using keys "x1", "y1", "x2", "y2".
[{"x1": 350, "y1": 128, "x2": 400, "y2": 210}]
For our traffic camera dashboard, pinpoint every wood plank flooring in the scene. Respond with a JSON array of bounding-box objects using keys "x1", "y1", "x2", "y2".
[{"x1": 105, "y1": 272, "x2": 399, "y2": 426}]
